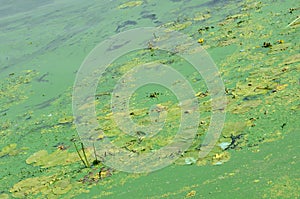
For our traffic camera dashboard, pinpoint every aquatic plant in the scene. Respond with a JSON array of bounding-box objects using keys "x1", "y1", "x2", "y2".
[
  {"x1": 73, "y1": 142, "x2": 90, "y2": 168},
  {"x1": 92, "y1": 143, "x2": 101, "y2": 165},
  {"x1": 73, "y1": 141, "x2": 102, "y2": 168}
]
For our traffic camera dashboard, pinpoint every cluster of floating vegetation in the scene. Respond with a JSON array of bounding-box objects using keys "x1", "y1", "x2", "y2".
[{"x1": 0, "y1": 70, "x2": 38, "y2": 112}]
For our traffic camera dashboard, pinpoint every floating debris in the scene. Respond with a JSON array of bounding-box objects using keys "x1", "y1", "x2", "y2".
[
  {"x1": 186, "y1": 190, "x2": 196, "y2": 197},
  {"x1": 213, "y1": 161, "x2": 223, "y2": 166},
  {"x1": 262, "y1": 42, "x2": 272, "y2": 48},
  {"x1": 212, "y1": 152, "x2": 230, "y2": 165},
  {"x1": 198, "y1": 38, "x2": 204, "y2": 44},
  {"x1": 218, "y1": 142, "x2": 231, "y2": 150},
  {"x1": 185, "y1": 157, "x2": 197, "y2": 165}
]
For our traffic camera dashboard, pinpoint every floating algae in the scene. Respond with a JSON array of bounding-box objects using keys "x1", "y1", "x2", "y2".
[
  {"x1": 26, "y1": 149, "x2": 80, "y2": 168},
  {"x1": 0, "y1": 70, "x2": 38, "y2": 111},
  {"x1": 211, "y1": 151, "x2": 231, "y2": 165},
  {"x1": 218, "y1": 142, "x2": 231, "y2": 150},
  {"x1": 9, "y1": 174, "x2": 86, "y2": 198},
  {"x1": 1, "y1": 0, "x2": 300, "y2": 198},
  {"x1": 118, "y1": 1, "x2": 143, "y2": 9},
  {"x1": 263, "y1": 175, "x2": 300, "y2": 198},
  {"x1": 163, "y1": 21, "x2": 193, "y2": 31},
  {"x1": 0, "y1": 143, "x2": 27, "y2": 157}
]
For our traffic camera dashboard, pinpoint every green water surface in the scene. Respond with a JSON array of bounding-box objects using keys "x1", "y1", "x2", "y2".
[{"x1": 0, "y1": 0, "x2": 299, "y2": 198}]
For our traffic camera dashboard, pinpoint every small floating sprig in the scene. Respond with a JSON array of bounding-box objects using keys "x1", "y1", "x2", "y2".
[{"x1": 286, "y1": 16, "x2": 300, "y2": 28}]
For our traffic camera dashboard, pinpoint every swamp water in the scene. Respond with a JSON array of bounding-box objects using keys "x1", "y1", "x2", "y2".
[{"x1": 0, "y1": 0, "x2": 299, "y2": 198}]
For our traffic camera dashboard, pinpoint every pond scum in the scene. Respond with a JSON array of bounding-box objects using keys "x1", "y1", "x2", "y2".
[{"x1": 0, "y1": 0, "x2": 299, "y2": 198}]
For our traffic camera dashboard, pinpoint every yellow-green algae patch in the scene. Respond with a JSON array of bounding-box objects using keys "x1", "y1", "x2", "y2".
[
  {"x1": 26, "y1": 149, "x2": 80, "y2": 168},
  {"x1": 263, "y1": 175, "x2": 300, "y2": 199},
  {"x1": 0, "y1": 143, "x2": 27, "y2": 157},
  {"x1": 0, "y1": 193, "x2": 9, "y2": 199},
  {"x1": 118, "y1": 1, "x2": 143, "y2": 9},
  {"x1": 10, "y1": 174, "x2": 88, "y2": 198},
  {"x1": 163, "y1": 21, "x2": 193, "y2": 31},
  {"x1": 58, "y1": 116, "x2": 74, "y2": 124},
  {"x1": 0, "y1": 70, "x2": 38, "y2": 110},
  {"x1": 1, "y1": 0, "x2": 299, "y2": 198}
]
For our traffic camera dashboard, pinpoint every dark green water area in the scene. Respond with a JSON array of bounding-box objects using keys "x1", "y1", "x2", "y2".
[{"x1": 0, "y1": 0, "x2": 299, "y2": 198}]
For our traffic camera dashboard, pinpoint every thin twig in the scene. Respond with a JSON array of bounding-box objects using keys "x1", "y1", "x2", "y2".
[{"x1": 286, "y1": 16, "x2": 300, "y2": 28}]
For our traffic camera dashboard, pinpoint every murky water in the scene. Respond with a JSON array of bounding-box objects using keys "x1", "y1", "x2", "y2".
[{"x1": 0, "y1": 0, "x2": 299, "y2": 198}]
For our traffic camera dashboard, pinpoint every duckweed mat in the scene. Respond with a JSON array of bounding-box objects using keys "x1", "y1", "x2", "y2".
[{"x1": 0, "y1": 0, "x2": 299, "y2": 198}]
